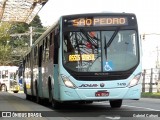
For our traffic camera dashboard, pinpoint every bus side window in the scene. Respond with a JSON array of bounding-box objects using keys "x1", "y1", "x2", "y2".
[
  {"x1": 42, "y1": 40, "x2": 45, "y2": 62},
  {"x1": 49, "y1": 32, "x2": 54, "y2": 62},
  {"x1": 38, "y1": 45, "x2": 43, "y2": 67},
  {"x1": 45, "y1": 37, "x2": 49, "y2": 61},
  {"x1": 2, "y1": 70, "x2": 8, "y2": 79},
  {"x1": 54, "y1": 32, "x2": 59, "y2": 64},
  {"x1": 34, "y1": 47, "x2": 37, "y2": 65}
]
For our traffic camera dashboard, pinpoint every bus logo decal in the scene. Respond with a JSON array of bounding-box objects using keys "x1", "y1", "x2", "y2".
[
  {"x1": 95, "y1": 73, "x2": 109, "y2": 75},
  {"x1": 100, "y1": 83, "x2": 105, "y2": 87},
  {"x1": 79, "y1": 84, "x2": 98, "y2": 88}
]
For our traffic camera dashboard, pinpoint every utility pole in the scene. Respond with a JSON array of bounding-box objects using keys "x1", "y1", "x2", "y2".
[
  {"x1": 149, "y1": 68, "x2": 153, "y2": 93},
  {"x1": 156, "y1": 46, "x2": 160, "y2": 68}
]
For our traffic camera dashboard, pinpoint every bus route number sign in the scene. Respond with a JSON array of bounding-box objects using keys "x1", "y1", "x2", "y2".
[{"x1": 69, "y1": 54, "x2": 95, "y2": 61}]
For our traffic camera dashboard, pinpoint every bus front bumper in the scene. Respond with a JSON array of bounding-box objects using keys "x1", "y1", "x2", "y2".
[{"x1": 59, "y1": 84, "x2": 141, "y2": 101}]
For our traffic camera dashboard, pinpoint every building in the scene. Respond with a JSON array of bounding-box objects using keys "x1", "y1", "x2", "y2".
[{"x1": 142, "y1": 34, "x2": 160, "y2": 69}]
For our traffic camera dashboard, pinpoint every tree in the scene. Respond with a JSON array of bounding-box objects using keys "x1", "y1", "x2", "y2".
[
  {"x1": 0, "y1": 22, "x2": 12, "y2": 65},
  {"x1": 0, "y1": 15, "x2": 46, "y2": 66},
  {"x1": 0, "y1": 22, "x2": 11, "y2": 45},
  {"x1": 30, "y1": 15, "x2": 43, "y2": 28}
]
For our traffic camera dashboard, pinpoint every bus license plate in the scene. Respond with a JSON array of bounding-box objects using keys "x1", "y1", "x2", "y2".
[{"x1": 95, "y1": 91, "x2": 109, "y2": 97}]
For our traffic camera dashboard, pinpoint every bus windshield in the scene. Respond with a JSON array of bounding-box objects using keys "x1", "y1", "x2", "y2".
[{"x1": 63, "y1": 29, "x2": 139, "y2": 72}]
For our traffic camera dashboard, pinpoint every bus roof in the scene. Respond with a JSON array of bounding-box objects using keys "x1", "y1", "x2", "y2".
[
  {"x1": 61, "y1": 12, "x2": 136, "y2": 18},
  {"x1": 0, "y1": 66, "x2": 18, "y2": 72}
]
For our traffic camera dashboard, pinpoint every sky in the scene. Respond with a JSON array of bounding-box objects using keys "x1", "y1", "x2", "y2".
[{"x1": 38, "y1": 0, "x2": 160, "y2": 34}]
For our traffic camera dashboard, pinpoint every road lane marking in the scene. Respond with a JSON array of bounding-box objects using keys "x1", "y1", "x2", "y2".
[
  {"x1": 88, "y1": 102, "x2": 160, "y2": 111},
  {"x1": 105, "y1": 116, "x2": 121, "y2": 120},
  {"x1": 122, "y1": 105, "x2": 160, "y2": 111}
]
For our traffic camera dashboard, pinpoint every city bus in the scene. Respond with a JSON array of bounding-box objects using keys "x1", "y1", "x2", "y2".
[
  {"x1": 23, "y1": 13, "x2": 142, "y2": 108},
  {"x1": 0, "y1": 66, "x2": 19, "y2": 93}
]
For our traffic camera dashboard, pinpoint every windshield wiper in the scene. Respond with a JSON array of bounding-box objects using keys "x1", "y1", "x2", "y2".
[
  {"x1": 104, "y1": 28, "x2": 119, "y2": 59},
  {"x1": 104, "y1": 28, "x2": 119, "y2": 49}
]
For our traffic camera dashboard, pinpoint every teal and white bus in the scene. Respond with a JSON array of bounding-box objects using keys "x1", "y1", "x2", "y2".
[{"x1": 23, "y1": 13, "x2": 142, "y2": 108}]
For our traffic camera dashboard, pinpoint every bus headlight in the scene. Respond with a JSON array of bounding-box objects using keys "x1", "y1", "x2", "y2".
[
  {"x1": 61, "y1": 75, "x2": 77, "y2": 89},
  {"x1": 128, "y1": 73, "x2": 142, "y2": 88}
]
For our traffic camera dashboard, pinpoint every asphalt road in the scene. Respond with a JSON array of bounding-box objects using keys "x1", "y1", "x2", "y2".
[{"x1": 0, "y1": 91, "x2": 160, "y2": 120}]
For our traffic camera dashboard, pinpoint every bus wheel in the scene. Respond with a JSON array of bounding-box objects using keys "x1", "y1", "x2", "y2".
[
  {"x1": 86, "y1": 101, "x2": 93, "y2": 104},
  {"x1": 52, "y1": 100, "x2": 61, "y2": 109},
  {"x1": 26, "y1": 94, "x2": 31, "y2": 100},
  {"x1": 109, "y1": 100, "x2": 122, "y2": 108},
  {"x1": 79, "y1": 101, "x2": 93, "y2": 104},
  {"x1": 1, "y1": 84, "x2": 7, "y2": 92},
  {"x1": 48, "y1": 85, "x2": 60, "y2": 109},
  {"x1": 49, "y1": 91, "x2": 61, "y2": 109},
  {"x1": 48, "y1": 84, "x2": 52, "y2": 103},
  {"x1": 13, "y1": 91, "x2": 18, "y2": 93},
  {"x1": 36, "y1": 87, "x2": 41, "y2": 104}
]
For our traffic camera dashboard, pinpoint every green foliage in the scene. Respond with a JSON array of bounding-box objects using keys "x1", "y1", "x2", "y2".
[
  {"x1": 10, "y1": 23, "x2": 29, "y2": 33},
  {"x1": 0, "y1": 22, "x2": 12, "y2": 65},
  {"x1": 0, "y1": 22, "x2": 11, "y2": 45},
  {"x1": 0, "y1": 44, "x2": 12, "y2": 65},
  {"x1": 0, "y1": 15, "x2": 45, "y2": 66},
  {"x1": 141, "y1": 92, "x2": 160, "y2": 98},
  {"x1": 30, "y1": 15, "x2": 43, "y2": 28}
]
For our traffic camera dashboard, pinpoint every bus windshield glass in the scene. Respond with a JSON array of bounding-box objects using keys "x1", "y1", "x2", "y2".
[{"x1": 63, "y1": 29, "x2": 138, "y2": 72}]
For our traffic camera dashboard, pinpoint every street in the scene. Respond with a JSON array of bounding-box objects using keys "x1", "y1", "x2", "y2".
[{"x1": 0, "y1": 91, "x2": 160, "y2": 120}]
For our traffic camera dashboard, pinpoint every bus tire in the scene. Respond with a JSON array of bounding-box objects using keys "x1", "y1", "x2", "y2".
[
  {"x1": 23, "y1": 82, "x2": 27, "y2": 94},
  {"x1": 36, "y1": 92, "x2": 41, "y2": 104},
  {"x1": 48, "y1": 78, "x2": 61, "y2": 109},
  {"x1": 49, "y1": 88, "x2": 60, "y2": 109},
  {"x1": 36, "y1": 82, "x2": 41, "y2": 104},
  {"x1": 109, "y1": 99, "x2": 122, "y2": 108},
  {"x1": 26, "y1": 94, "x2": 31, "y2": 100},
  {"x1": 79, "y1": 101, "x2": 93, "y2": 104},
  {"x1": 52, "y1": 100, "x2": 61, "y2": 109},
  {"x1": 86, "y1": 101, "x2": 93, "y2": 104},
  {"x1": 48, "y1": 79, "x2": 52, "y2": 103},
  {"x1": 13, "y1": 91, "x2": 18, "y2": 93}
]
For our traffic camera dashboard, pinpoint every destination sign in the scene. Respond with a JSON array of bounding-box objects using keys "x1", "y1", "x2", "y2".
[{"x1": 66, "y1": 17, "x2": 128, "y2": 27}]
